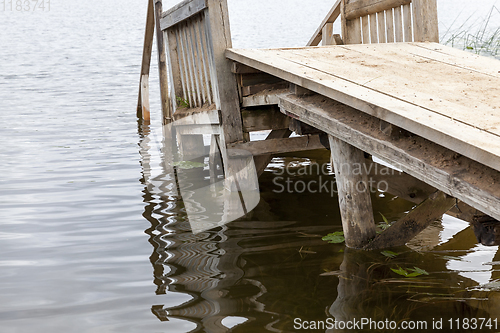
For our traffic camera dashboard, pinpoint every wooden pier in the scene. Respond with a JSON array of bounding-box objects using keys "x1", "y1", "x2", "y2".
[{"x1": 138, "y1": 0, "x2": 500, "y2": 250}]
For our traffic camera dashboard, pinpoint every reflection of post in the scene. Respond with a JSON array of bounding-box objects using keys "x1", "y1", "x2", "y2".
[{"x1": 329, "y1": 248, "x2": 375, "y2": 323}]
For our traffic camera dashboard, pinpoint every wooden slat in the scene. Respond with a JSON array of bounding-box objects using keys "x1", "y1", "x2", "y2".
[
  {"x1": 307, "y1": 0, "x2": 342, "y2": 46},
  {"x1": 165, "y1": 27, "x2": 185, "y2": 114},
  {"x1": 241, "y1": 89, "x2": 287, "y2": 107},
  {"x1": 227, "y1": 134, "x2": 326, "y2": 156},
  {"x1": 361, "y1": 15, "x2": 369, "y2": 44},
  {"x1": 377, "y1": 11, "x2": 386, "y2": 43},
  {"x1": 369, "y1": 14, "x2": 378, "y2": 43},
  {"x1": 346, "y1": 18, "x2": 362, "y2": 44},
  {"x1": 196, "y1": 14, "x2": 213, "y2": 104},
  {"x1": 137, "y1": 0, "x2": 155, "y2": 118},
  {"x1": 160, "y1": 0, "x2": 207, "y2": 30},
  {"x1": 385, "y1": 8, "x2": 395, "y2": 43},
  {"x1": 402, "y1": 3, "x2": 412, "y2": 42},
  {"x1": 186, "y1": 19, "x2": 203, "y2": 107},
  {"x1": 241, "y1": 107, "x2": 290, "y2": 132},
  {"x1": 182, "y1": 22, "x2": 201, "y2": 107},
  {"x1": 225, "y1": 45, "x2": 500, "y2": 172},
  {"x1": 345, "y1": 0, "x2": 411, "y2": 20},
  {"x1": 189, "y1": 18, "x2": 207, "y2": 105},
  {"x1": 176, "y1": 26, "x2": 194, "y2": 108},
  {"x1": 394, "y1": 5, "x2": 403, "y2": 42},
  {"x1": 412, "y1": 0, "x2": 439, "y2": 42},
  {"x1": 278, "y1": 93, "x2": 500, "y2": 221}
]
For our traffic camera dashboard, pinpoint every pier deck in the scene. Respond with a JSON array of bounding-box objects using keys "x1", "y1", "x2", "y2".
[{"x1": 227, "y1": 42, "x2": 500, "y2": 172}]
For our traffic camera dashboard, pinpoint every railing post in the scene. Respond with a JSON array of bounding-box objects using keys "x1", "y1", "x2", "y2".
[
  {"x1": 137, "y1": 0, "x2": 155, "y2": 121},
  {"x1": 412, "y1": 0, "x2": 439, "y2": 42}
]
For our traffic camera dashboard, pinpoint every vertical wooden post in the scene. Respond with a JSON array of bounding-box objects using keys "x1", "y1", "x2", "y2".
[
  {"x1": 205, "y1": 0, "x2": 244, "y2": 145},
  {"x1": 322, "y1": 23, "x2": 335, "y2": 45},
  {"x1": 137, "y1": 0, "x2": 155, "y2": 120},
  {"x1": 329, "y1": 135, "x2": 376, "y2": 249},
  {"x1": 154, "y1": 0, "x2": 172, "y2": 125},
  {"x1": 412, "y1": 0, "x2": 439, "y2": 42},
  {"x1": 341, "y1": 0, "x2": 362, "y2": 44}
]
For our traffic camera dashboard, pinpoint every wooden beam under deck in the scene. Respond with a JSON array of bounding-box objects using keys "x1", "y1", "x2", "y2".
[{"x1": 278, "y1": 93, "x2": 500, "y2": 222}]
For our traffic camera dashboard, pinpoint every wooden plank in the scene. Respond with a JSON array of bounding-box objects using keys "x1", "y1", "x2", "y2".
[
  {"x1": 369, "y1": 14, "x2": 378, "y2": 43},
  {"x1": 241, "y1": 89, "x2": 287, "y2": 107},
  {"x1": 196, "y1": 14, "x2": 214, "y2": 104},
  {"x1": 228, "y1": 134, "x2": 326, "y2": 156},
  {"x1": 181, "y1": 22, "x2": 200, "y2": 107},
  {"x1": 137, "y1": 0, "x2": 155, "y2": 118},
  {"x1": 154, "y1": 0, "x2": 172, "y2": 124},
  {"x1": 412, "y1": 0, "x2": 439, "y2": 42},
  {"x1": 231, "y1": 62, "x2": 262, "y2": 74},
  {"x1": 160, "y1": 0, "x2": 207, "y2": 30},
  {"x1": 189, "y1": 18, "x2": 207, "y2": 105},
  {"x1": 140, "y1": 74, "x2": 151, "y2": 121},
  {"x1": 361, "y1": 15, "x2": 369, "y2": 44},
  {"x1": 393, "y1": 5, "x2": 403, "y2": 42},
  {"x1": 241, "y1": 82, "x2": 288, "y2": 97},
  {"x1": 345, "y1": 0, "x2": 411, "y2": 20},
  {"x1": 307, "y1": 0, "x2": 342, "y2": 46},
  {"x1": 225, "y1": 45, "x2": 500, "y2": 171},
  {"x1": 348, "y1": 18, "x2": 363, "y2": 44},
  {"x1": 205, "y1": 0, "x2": 244, "y2": 144},
  {"x1": 385, "y1": 8, "x2": 395, "y2": 43},
  {"x1": 329, "y1": 135, "x2": 377, "y2": 249},
  {"x1": 322, "y1": 23, "x2": 335, "y2": 46},
  {"x1": 176, "y1": 26, "x2": 194, "y2": 108},
  {"x1": 402, "y1": 3, "x2": 412, "y2": 42},
  {"x1": 167, "y1": 27, "x2": 187, "y2": 114},
  {"x1": 241, "y1": 107, "x2": 290, "y2": 132},
  {"x1": 278, "y1": 93, "x2": 500, "y2": 221},
  {"x1": 364, "y1": 191, "x2": 456, "y2": 250},
  {"x1": 377, "y1": 11, "x2": 386, "y2": 43}
]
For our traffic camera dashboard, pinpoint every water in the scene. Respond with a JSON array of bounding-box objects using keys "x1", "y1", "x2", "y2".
[{"x1": 0, "y1": 0, "x2": 499, "y2": 331}]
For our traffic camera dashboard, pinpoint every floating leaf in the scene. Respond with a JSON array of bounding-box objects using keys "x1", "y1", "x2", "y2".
[
  {"x1": 381, "y1": 250, "x2": 399, "y2": 258},
  {"x1": 391, "y1": 266, "x2": 428, "y2": 278},
  {"x1": 322, "y1": 231, "x2": 345, "y2": 244},
  {"x1": 173, "y1": 161, "x2": 206, "y2": 169}
]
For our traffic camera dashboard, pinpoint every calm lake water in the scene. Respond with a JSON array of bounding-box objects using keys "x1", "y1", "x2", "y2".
[{"x1": 1, "y1": 0, "x2": 499, "y2": 332}]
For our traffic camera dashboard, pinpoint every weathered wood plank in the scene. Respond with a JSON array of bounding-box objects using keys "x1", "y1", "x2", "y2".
[
  {"x1": 412, "y1": 0, "x2": 439, "y2": 42},
  {"x1": 322, "y1": 23, "x2": 335, "y2": 46},
  {"x1": 225, "y1": 45, "x2": 500, "y2": 172},
  {"x1": 137, "y1": 0, "x2": 155, "y2": 118},
  {"x1": 140, "y1": 74, "x2": 151, "y2": 121},
  {"x1": 377, "y1": 11, "x2": 386, "y2": 43},
  {"x1": 402, "y1": 3, "x2": 412, "y2": 41},
  {"x1": 346, "y1": 17, "x2": 362, "y2": 44},
  {"x1": 329, "y1": 135, "x2": 377, "y2": 249},
  {"x1": 363, "y1": 191, "x2": 456, "y2": 250},
  {"x1": 393, "y1": 5, "x2": 403, "y2": 42},
  {"x1": 228, "y1": 134, "x2": 326, "y2": 156},
  {"x1": 361, "y1": 15, "x2": 369, "y2": 43},
  {"x1": 369, "y1": 14, "x2": 378, "y2": 43},
  {"x1": 278, "y1": 93, "x2": 500, "y2": 221},
  {"x1": 385, "y1": 8, "x2": 395, "y2": 42},
  {"x1": 241, "y1": 107, "x2": 290, "y2": 132},
  {"x1": 345, "y1": 0, "x2": 411, "y2": 20},
  {"x1": 241, "y1": 82, "x2": 288, "y2": 97},
  {"x1": 154, "y1": 0, "x2": 172, "y2": 124},
  {"x1": 307, "y1": 0, "x2": 342, "y2": 46},
  {"x1": 160, "y1": 0, "x2": 207, "y2": 30},
  {"x1": 241, "y1": 89, "x2": 288, "y2": 107},
  {"x1": 205, "y1": 0, "x2": 244, "y2": 144}
]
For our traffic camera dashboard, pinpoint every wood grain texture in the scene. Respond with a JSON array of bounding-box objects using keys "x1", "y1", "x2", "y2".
[
  {"x1": 228, "y1": 134, "x2": 326, "y2": 156},
  {"x1": 329, "y1": 135, "x2": 377, "y2": 249},
  {"x1": 345, "y1": 0, "x2": 411, "y2": 20},
  {"x1": 137, "y1": 0, "x2": 155, "y2": 118},
  {"x1": 225, "y1": 43, "x2": 500, "y2": 172},
  {"x1": 412, "y1": 0, "x2": 439, "y2": 42},
  {"x1": 154, "y1": 0, "x2": 172, "y2": 124},
  {"x1": 160, "y1": 0, "x2": 207, "y2": 30}
]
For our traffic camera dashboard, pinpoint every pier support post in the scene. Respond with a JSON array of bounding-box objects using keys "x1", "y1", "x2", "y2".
[
  {"x1": 154, "y1": 0, "x2": 172, "y2": 125},
  {"x1": 329, "y1": 135, "x2": 376, "y2": 249},
  {"x1": 137, "y1": 0, "x2": 155, "y2": 121}
]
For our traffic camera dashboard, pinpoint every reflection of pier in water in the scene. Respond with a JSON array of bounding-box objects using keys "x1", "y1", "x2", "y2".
[{"x1": 139, "y1": 122, "x2": 500, "y2": 332}]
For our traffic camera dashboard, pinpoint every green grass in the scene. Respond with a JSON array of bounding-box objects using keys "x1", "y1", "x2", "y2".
[{"x1": 442, "y1": 6, "x2": 500, "y2": 58}]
